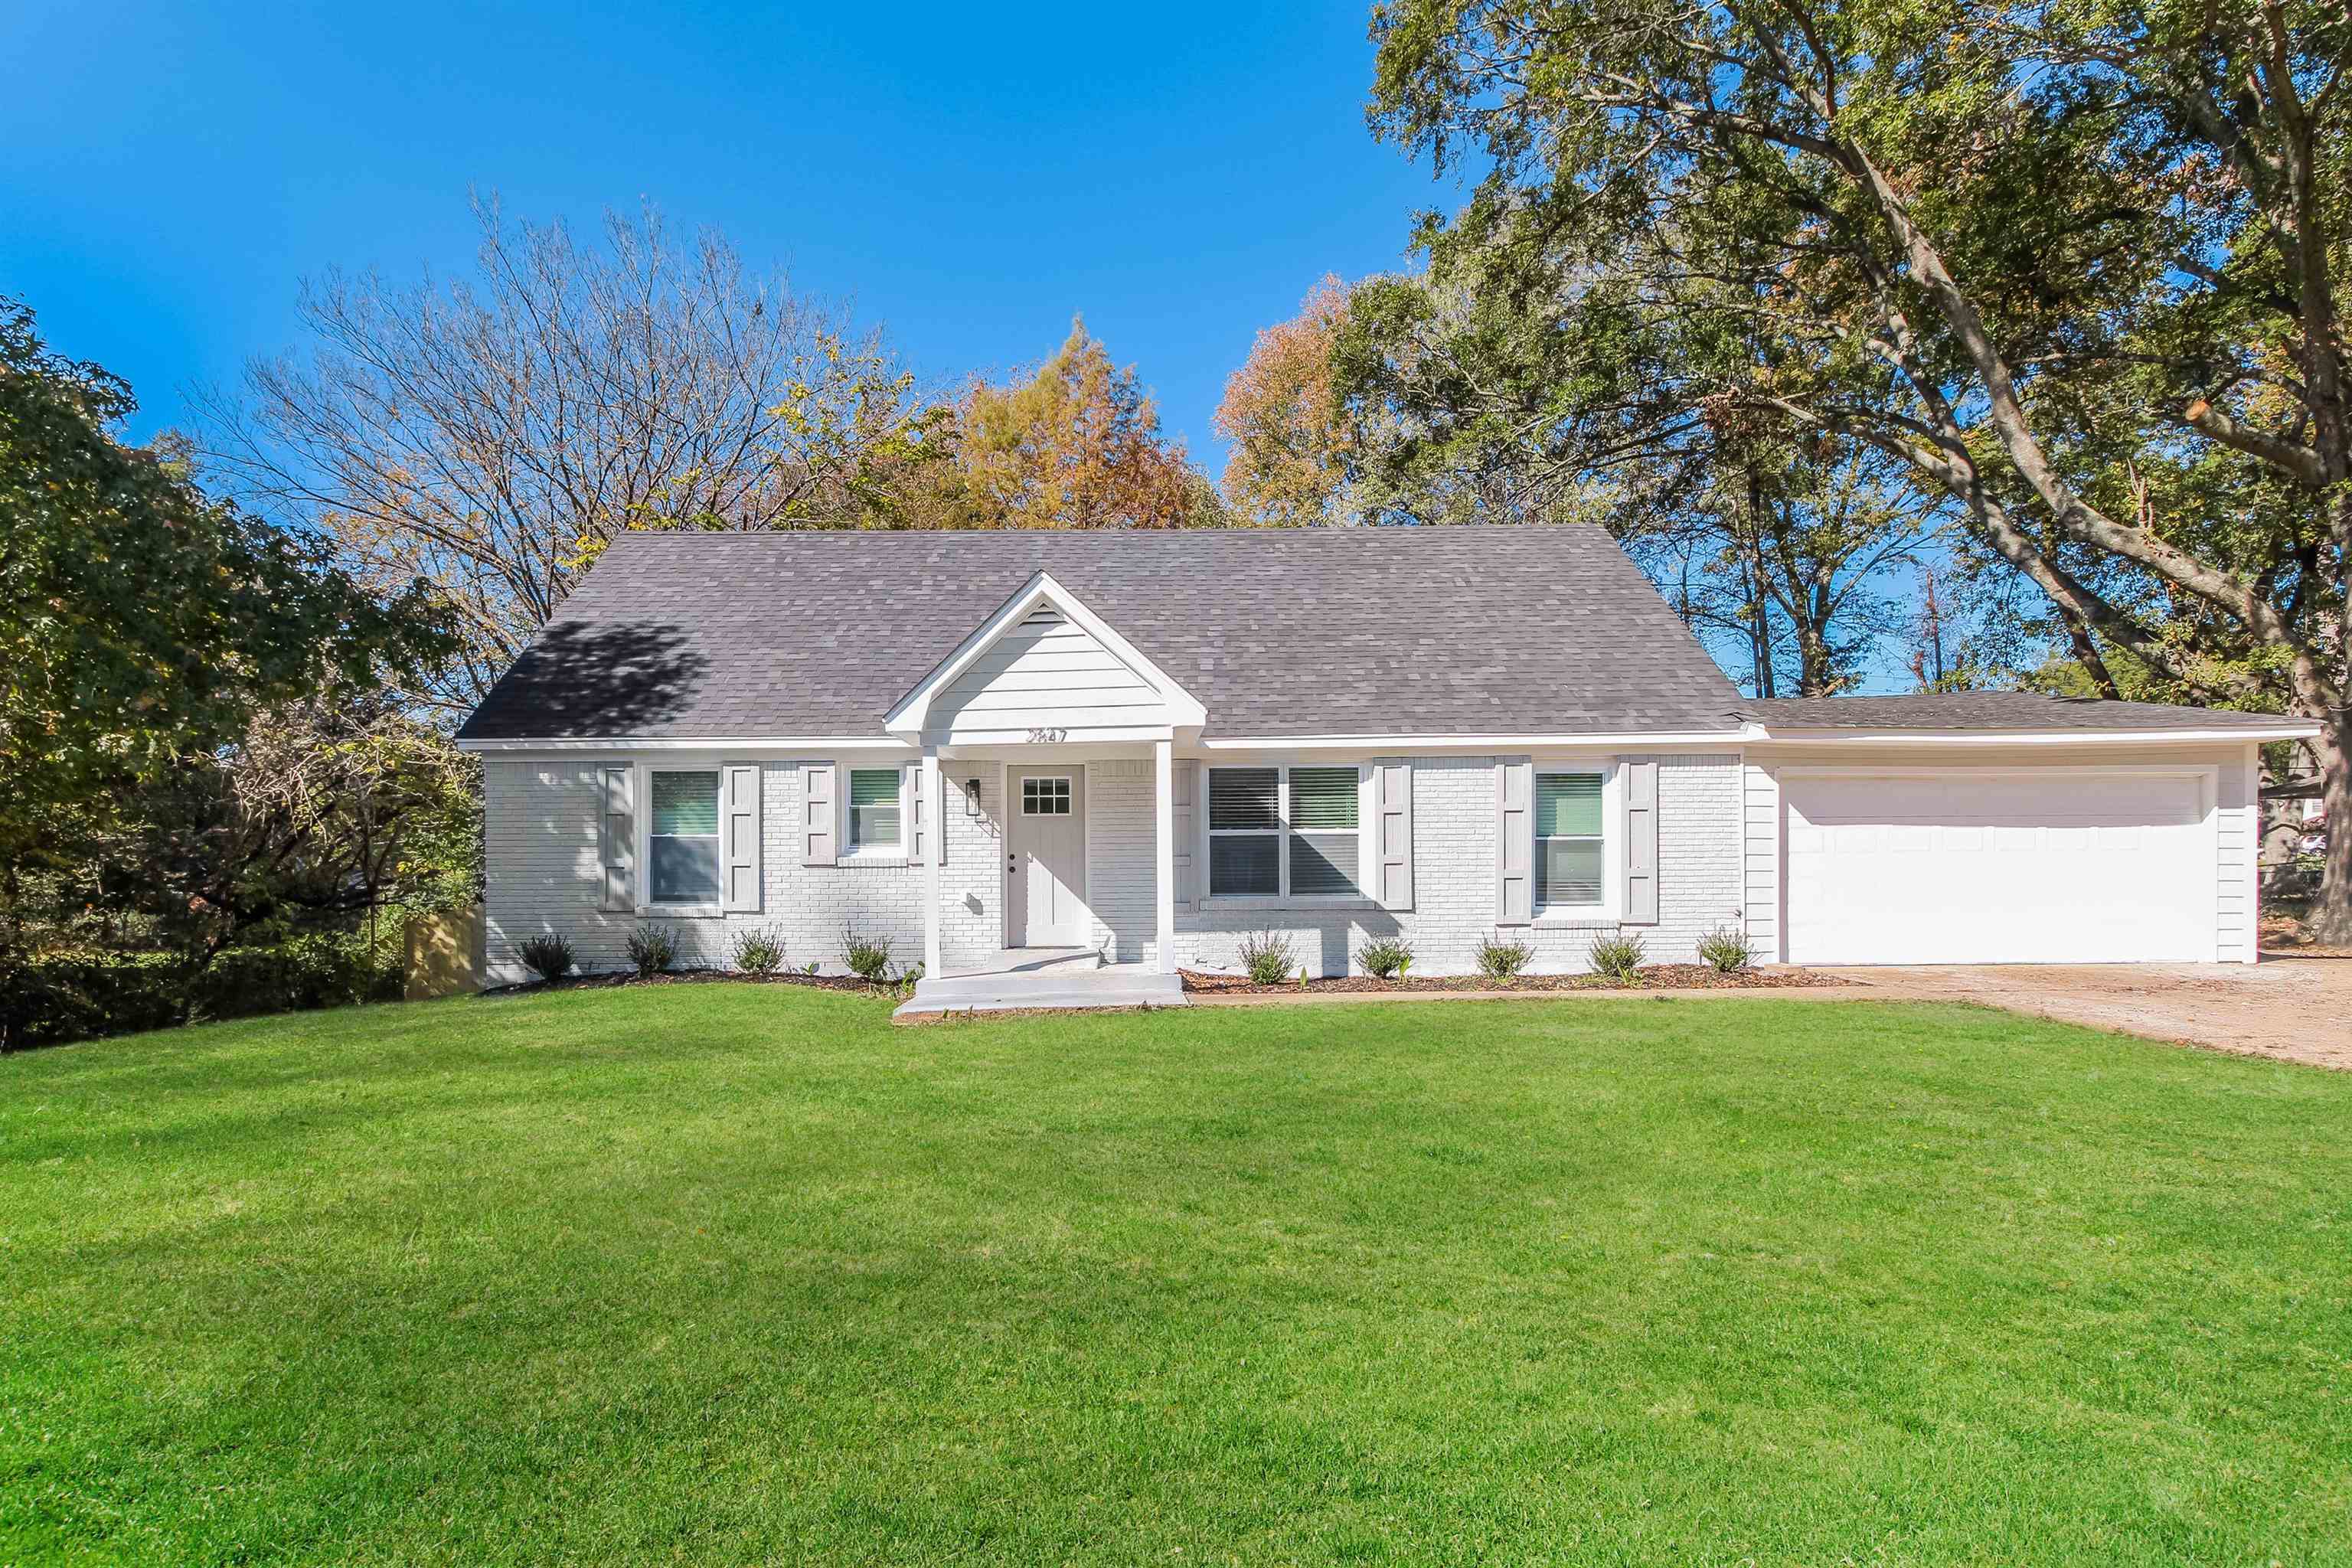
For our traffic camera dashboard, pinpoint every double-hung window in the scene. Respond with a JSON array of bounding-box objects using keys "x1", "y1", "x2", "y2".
[
  {"x1": 848, "y1": 767, "x2": 902, "y2": 854},
  {"x1": 1534, "y1": 770, "x2": 1606, "y2": 912},
  {"x1": 1207, "y1": 765, "x2": 1361, "y2": 900},
  {"x1": 648, "y1": 769, "x2": 722, "y2": 905}
]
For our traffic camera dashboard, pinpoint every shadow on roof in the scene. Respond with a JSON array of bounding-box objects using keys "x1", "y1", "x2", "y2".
[{"x1": 490, "y1": 620, "x2": 709, "y2": 736}]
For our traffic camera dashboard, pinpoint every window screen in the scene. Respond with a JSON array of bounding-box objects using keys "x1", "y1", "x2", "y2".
[
  {"x1": 1208, "y1": 768, "x2": 1279, "y2": 895},
  {"x1": 1287, "y1": 766, "x2": 1360, "y2": 897},
  {"x1": 850, "y1": 768, "x2": 901, "y2": 849},
  {"x1": 649, "y1": 769, "x2": 721, "y2": 903},
  {"x1": 1535, "y1": 773, "x2": 1604, "y2": 907}
]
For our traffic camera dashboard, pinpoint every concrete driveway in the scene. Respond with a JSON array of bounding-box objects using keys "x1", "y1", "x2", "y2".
[{"x1": 1821, "y1": 960, "x2": 2352, "y2": 1070}]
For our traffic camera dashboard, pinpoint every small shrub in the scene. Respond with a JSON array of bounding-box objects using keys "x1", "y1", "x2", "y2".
[
  {"x1": 626, "y1": 923, "x2": 679, "y2": 978},
  {"x1": 1587, "y1": 932, "x2": 1648, "y2": 982},
  {"x1": 1236, "y1": 929, "x2": 1298, "y2": 986},
  {"x1": 1474, "y1": 931, "x2": 1534, "y2": 978},
  {"x1": 1355, "y1": 936, "x2": 1414, "y2": 981},
  {"x1": 1697, "y1": 926, "x2": 1754, "y2": 974},
  {"x1": 517, "y1": 934, "x2": 576, "y2": 984},
  {"x1": 730, "y1": 923, "x2": 787, "y2": 975},
  {"x1": 842, "y1": 927, "x2": 896, "y2": 983}
]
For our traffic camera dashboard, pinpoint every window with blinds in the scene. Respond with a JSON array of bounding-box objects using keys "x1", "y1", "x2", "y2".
[
  {"x1": 649, "y1": 769, "x2": 721, "y2": 903},
  {"x1": 1535, "y1": 772, "x2": 1604, "y2": 909},
  {"x1": 1207, "y1": 765, "x2": 1359, "y2": 898},
  {"x1": 1288, "y1": 766, "x2": 1359, "y2": 896},
  {"x1": 848, "y1": 768, "x2": 901, "y2": 850}
]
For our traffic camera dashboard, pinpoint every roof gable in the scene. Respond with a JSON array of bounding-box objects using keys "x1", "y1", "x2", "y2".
[{"x1": 885, "y1": 573, "x2": 1205, "y2": 743}]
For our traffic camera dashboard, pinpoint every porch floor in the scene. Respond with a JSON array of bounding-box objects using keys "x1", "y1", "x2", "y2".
[{"x1": 897, "y1": 949, "x2": 1185, "y2": 1018}]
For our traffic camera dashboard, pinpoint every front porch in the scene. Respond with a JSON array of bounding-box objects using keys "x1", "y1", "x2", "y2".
[{"x1": 894, "y1": 946, "x2": 1185, "y2": 1018}]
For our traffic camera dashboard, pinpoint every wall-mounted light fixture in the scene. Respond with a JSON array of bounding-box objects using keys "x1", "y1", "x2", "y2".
[{"x1": 963, "y1": 777, "x2": 982, "y2": 817}]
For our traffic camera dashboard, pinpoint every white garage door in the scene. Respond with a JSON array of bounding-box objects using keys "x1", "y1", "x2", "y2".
[{"x1": 1784, "y1": 772, "x2": 2213, "y2": 965}]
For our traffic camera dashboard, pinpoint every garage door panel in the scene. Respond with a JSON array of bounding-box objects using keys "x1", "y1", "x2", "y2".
[{"x1": 1784, "y1": 772, "x2": 2211, "y2": 965}]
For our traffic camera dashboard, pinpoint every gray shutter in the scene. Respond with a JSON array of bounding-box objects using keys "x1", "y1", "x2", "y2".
[
  {"x1": 1172, "y1": 760, "x2": 1198, "y2": 912},
  {"x1": 1372, "y1": 760, "x2": 1413, "y2": 910},
  {"x1": 599, "y1": 765, "x2": 634, "y2": 913},
  {"x1": 801, "y1": 763, "x2": 837, "y2": 865},
  {"x1": 904, "y1": 763, "x2": 944, "y2": 865},
  {"x1": 1624, "y1": 759, "x2": 1659, "y2": 925},
  {"x1": 1495, "y1": 756, "x2": 1533, "y2": 925},
  {"x1": 723, "y1": 764, "x2": 761, "y2": 911}
]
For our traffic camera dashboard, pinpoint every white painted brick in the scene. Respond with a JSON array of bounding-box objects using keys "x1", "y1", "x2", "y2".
[
  {"x1": 1174, "y1": 754, "x2": 1746, "y2": 978},
  {"x1": 484, "y1": 752, "x2": 1747, "y2": 985}
]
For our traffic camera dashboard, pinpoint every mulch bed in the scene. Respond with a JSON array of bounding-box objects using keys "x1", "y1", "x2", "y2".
[
  {"x1": 486, "y1": 970, "x2": 899, "y2": 998},
  {"x1": 1179, "y1": 965, "x2": 1848, "y2": 996}
]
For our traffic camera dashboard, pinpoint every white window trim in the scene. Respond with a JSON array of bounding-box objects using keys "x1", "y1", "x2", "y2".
[
  {"x1": 1530, "y1": 758, "x2": 1624, "y2": 925},
  {"x1": 1203, "y1": 762, "x2": 1375, "y2": 908},
  {"x1": 840, "y1": 765, "x2": 913, "y2": 864},
  {"x1": 635, "y1": 760, "x2": 727, "y2": 917}
]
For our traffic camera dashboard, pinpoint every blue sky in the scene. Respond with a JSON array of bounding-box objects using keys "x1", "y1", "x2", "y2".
[{"x1": 2, "y1": 0, "x2": 1446, "y2": 472}]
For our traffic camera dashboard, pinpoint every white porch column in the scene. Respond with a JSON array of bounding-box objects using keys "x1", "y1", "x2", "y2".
[
  {"x1": 1154, "y1": 738, "x2": 1175, "y2": 975},
  {"x1": 921, "y1": 748, "x2": 943, "y2": 979}
]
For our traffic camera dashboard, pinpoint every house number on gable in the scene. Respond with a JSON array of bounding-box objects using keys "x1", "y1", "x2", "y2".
[{"x1": 1027, "y1": 727, "x2": 1069, "y2": 743}]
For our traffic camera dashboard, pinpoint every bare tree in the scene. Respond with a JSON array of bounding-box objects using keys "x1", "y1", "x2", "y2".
[{"x1": 204, "y1": 198, "x2": 925, "y2": 715}]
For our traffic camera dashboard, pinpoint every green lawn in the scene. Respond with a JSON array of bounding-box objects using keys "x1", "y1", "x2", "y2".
[{"x1": 4, "y1": 989, "x2": 2348, "y2": 1566}]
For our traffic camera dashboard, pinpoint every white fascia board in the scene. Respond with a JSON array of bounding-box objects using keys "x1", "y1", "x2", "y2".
[
  {"x1": 455, "y1": 736, "x2": 914, "y2": 754},
  {"x1": 882, "y1": 571, "x2": 1207, "y2": 737},
  {"x1": 926, "y1": 723, "x2": 1179, "y2": 748},
  {"x1": 1750, "y1": 724, "x2": 2320, "y2": 746},
  {"x1": 1196, "y1": 727, "x2": 1766, "y2": 753}
]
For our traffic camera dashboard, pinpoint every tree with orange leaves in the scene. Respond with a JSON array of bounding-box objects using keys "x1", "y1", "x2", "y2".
[
  {"x1": 957, "y1": 317, "x2": 1213, "y2": 530},
  {"x1": 1214, "y1": 276, "x2": 1358, "y2": 526}
]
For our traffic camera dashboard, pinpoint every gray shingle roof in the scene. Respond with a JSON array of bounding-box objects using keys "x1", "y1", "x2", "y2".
[
  {"x1": 1748, "y1": 693, "x2": 2297, "y2": 732},
  {"x1": 456, "y1": 526, "x2": 1752, "y2": 742}
]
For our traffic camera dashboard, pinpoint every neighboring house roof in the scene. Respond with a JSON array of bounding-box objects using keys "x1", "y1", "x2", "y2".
[
  {"x1": 1748, "y1": 693, "x2": 2298, "y2": 733},
  {"x1": 456, "y1": 527, "x2": 1753, "y2": 742}
]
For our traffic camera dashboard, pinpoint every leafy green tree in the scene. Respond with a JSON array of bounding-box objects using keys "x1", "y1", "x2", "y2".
[
  {"x1": 1365, "y1": 0, "x2": 2352, "y2": 936},
  {"x1": 0, "y1": 298, "x2": 449, "y2": 898}
]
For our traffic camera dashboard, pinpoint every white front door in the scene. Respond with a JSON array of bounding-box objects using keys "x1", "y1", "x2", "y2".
[
  {"x1": 1010, "y1": 771, "x2": 1087, "y2": 946},
  {"x1": 1783, "y1": 770, "x2": 2213, "y2": 964}
]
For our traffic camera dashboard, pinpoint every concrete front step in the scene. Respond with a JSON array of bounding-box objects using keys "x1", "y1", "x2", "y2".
[
  {"x1": 961, "y1": 946, "x2": 1103, "y2": 976},
  {"x1": 895, "y1": 967, "x2": 1186, "y2": 1018}
]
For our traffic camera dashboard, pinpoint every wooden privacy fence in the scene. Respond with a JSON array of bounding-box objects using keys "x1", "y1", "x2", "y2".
[{"x1": 405, "y1": 905, "x2": 485, "y2": 1000}]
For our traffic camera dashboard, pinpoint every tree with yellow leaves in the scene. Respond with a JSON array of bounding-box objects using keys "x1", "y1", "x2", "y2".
[{"x1": 958, "y1": 317, "x2": 1211, "y2": 530}]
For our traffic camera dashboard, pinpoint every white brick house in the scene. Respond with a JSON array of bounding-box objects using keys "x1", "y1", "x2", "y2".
[{"x1": 455, "y1": 529, "x2": 2314, "y2": 1010}]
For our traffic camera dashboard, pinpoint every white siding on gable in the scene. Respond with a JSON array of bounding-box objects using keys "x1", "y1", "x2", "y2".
[{"x1": 933, "y1": 609, "x2": 1168, "y2": 739}]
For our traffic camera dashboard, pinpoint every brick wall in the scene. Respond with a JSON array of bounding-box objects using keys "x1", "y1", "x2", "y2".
[
  {"x1": 1174, "y1": 753, "x2": 1746, "y2": 978},
  {"x1": 482, "y1": 752, "x2": 1747, "y2": 985},
  {"x1": 483, "y1": 758, "x2": 1006, "y2": 985}
]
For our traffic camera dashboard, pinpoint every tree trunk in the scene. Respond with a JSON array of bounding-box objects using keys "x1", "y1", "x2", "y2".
[{"x1": 2311, "y1": 709, "x2": 2352, "y2": 945}]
